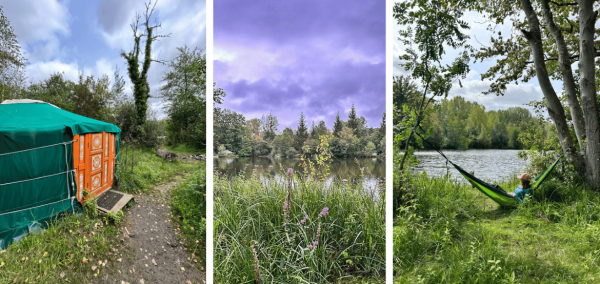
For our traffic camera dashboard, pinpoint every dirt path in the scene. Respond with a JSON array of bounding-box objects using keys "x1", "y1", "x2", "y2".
[{"x1": 95, "y1": 175, "x2": 205, "y2": 284}]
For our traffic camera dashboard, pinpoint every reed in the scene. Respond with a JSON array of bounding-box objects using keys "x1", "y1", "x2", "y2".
[{"x1": 214, "y1": 168, "x2": 386, "y2": 283}]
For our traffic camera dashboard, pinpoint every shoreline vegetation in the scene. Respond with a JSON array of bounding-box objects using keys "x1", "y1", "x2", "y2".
[
  {"x1": 394, "y1": 86, "x2": 558, "y2": 151},
  {"x1": 393, "y1": 169, "x2": 600, "y2": 283},
  {"x1": 214, "y1": 165, "x2": 386, "y2": 283},
  {"x1": 214, "y1": 99, "x2": 386, "y2": 158}
]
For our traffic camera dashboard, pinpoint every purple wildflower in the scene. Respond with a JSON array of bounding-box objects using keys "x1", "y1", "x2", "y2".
[
  {"x1": 299, "y1": 214, "x2": 310, "y2": 225},
  {"x1": 287, "y1": 168, "x2": 293, "y2": 176},
  {"x1": 318, "y1": 207, "x2": 329, "y2": 218}
]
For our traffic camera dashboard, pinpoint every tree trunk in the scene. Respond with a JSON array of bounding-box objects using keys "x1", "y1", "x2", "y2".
[
  {"x1": 519, "y1": 0, "x2": 586, "y2": 180},
  {"x1": 156, "y1": 147, "x2": 178, "y2": 161},
  {"x1": 578, "y1": 1, "x2": 600, "y2": 188},
  {"x1": 540, "y1": 0, "x2": 587, "y2": 150}
]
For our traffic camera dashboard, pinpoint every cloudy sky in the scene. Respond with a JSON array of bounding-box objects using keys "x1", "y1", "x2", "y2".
[
  {"x1": 393, "y1": 9, "x2": 553, "y2": 112},
  {"x1": 2, "y1": 0, "x2": 206, "y2": 117},
  {"x1": 214, "y1": 0, "x2": 385, "y2": 130}
]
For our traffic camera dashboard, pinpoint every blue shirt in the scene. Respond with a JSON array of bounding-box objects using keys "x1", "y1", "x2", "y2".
[{"x1": 513, "y1": 185, "x2": 531, "y2": 203}]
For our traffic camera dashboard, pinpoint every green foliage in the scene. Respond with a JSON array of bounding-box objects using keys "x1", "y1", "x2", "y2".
[
  {"x1": 0, "y1": 208, "x2": 122, "y2": 283},
  {"x1": 120, "y1": 1, "x2": 169, "y2": 135},
  {"x1": 160, "y1": 46, "x2": 206, "y2": 148},
  {"x1": 114, "y1": 147, "x2": 197, "y2": 194},
  {"x1": 333, "y1": 112, "x2": 344, "y2": 137},
  {"x1": 0, "y1": 6, "x2": 26, "y2": 102},
  {"x1": 214, "y1": 107, "x2": 248, "y2": 155},
  {"x1": 214, "y1": 170, "x2": 385, "y2": 283},
  {"x1": 394, "y1": 170, "x2": 600, "y2": 283},
  {"x1": 171, "y1": 164, "x2": 206, "y2": 264},
  {"x1": 215, "y1": 103, "x2": 384, "y2": 157},
  {"x1": 314, "y1": 134, "x2": 334, "y2": 180},
  {"x1": 393, "y1": 0, "x2": 471, "y2": 171},
  {"x1": 296, "y1": 112, "x2": 309, "y2": 151}
]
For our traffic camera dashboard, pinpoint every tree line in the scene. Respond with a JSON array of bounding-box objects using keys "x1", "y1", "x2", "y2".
[
  {"x1": 0, "y1": 3, "x2": 206, "y2": 150},
  {"x1": 394, "y1": 75, "x2": 557, "y2": 150},
  {"x1": 214, "y1": 89, "x2": 385, "y2": 157}
]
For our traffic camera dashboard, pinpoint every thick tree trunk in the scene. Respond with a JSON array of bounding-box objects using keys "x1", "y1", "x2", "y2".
[
  {"x1": 519, "y1": 0, "x2": 586, "y2": 178},
  {"x1": 578, "y1": 1, "x2": 600, "y2": 188},
  {"x1": 540, "y1": 0, "x2": 587, "y2": 149}
]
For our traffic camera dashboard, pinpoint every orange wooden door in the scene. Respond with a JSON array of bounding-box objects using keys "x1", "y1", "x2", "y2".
[{"x1": 73, "y1": 132, "x2": 117, "y2": 203}]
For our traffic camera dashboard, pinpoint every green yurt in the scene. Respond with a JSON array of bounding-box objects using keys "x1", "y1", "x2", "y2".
[{"x1": 0, "y1": 100, "x2": 121, "y2": 249}]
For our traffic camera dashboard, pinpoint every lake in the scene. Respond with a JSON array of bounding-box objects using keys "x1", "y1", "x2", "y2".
[
  {"x1": 214, "y1": 156, "x2": 386, "y2": 191},
  {"x1": 411, "y1": 149, "x2": 528, "y2": 182}
]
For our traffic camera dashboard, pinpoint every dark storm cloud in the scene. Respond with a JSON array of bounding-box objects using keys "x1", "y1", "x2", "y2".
[{"x1": 215, "y1": 0, "x2": 385, "y2": 129}]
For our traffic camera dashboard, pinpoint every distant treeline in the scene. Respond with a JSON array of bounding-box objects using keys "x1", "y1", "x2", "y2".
[
  {"x1": 394, "y1": 76, "x2": 556, "y2": 150},
  {"x1": 214, "y1": 105, "x2": 385, "y2": 157}
]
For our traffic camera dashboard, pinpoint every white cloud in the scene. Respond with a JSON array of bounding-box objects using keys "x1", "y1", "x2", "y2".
[
  {"x1": 25, "y1": 60, "x2": 79, "y2": 83},
  {"x1": 2, "y1": 0, "x2": 70, "y2": 61}
]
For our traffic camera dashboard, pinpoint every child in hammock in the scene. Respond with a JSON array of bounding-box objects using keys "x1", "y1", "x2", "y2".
[{"x1": 508, "y1": 173, "x2": 532, "y2": 202}]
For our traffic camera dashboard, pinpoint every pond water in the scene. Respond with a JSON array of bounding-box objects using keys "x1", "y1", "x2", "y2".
[
  {"x1": 214, "y1": 156, "x2": 386, "y2": 192},
  {"x1": 411, "y1": 149, "x2": 528, "y2": 182}
]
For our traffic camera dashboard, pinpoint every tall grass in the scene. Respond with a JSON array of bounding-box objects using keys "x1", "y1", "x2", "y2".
[
  {"x1": 214, "y1": 170, "x2": 385, "y2": 283},
  {"x1": 115, "y1": 147, "x2": 198, "y2": 193},
  {"x1": 171, "y1": 163, "x2": 207, "y2": 264},
  {"x1": 394, "y1": 172, "x2": 600, "y2": 283}
]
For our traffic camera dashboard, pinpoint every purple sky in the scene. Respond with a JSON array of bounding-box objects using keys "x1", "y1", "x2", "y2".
[{"x1": 214, "y1": 0, "x2": 385, "y2": 130}]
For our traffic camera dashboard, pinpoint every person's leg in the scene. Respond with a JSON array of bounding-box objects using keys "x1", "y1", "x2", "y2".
[{"x1": 507, "y1": 192, "x2": 515, "y2": 196}]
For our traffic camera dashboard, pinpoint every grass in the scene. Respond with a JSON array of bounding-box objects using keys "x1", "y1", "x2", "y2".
[
  {"x1": 0, "y1": 145, "x2": 205, "y2": 283},
  {"x1": 214, "y1": 169, "x2": 386, "y2": 283},
  {"x1": 0, "y1": 202, "x2": 125, "y2": 283},
  {"x1": 171, "y1": 162, "x2": 207, "y2": 265},
  {"x1": 163, "y1": 144, "x2": 205, "y2": 156},
  {"x1": 115, "y1": 146, "x2": 199, "y2": 194},
  {"x1": 394, "y1": 171, "x2": 600, "y2": 283}
]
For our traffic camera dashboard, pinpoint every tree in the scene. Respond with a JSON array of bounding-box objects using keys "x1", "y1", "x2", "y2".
[
  {"x1": 315, "y1": 120, "x2": 329, "y2": 138},
  {"x1": 333, "y1": 112, "x2": 343, "y2": 137},
  {"x1": 379, "y1": 112, "x2": 386, "y2": 139},
  {"x1": 296, "y1": 112, "x2": 308, "y2": 151},
  {"x1": 473, "y1": 0, "x2": 600, "y2": 188},
  {"x1": 246, "y1": 118, "x2": 261, "y2": 137},
  {"x1": 394, "y1": 0, "x2": 471, "y2": 171},
  {"x1": 214, "y1": 108, "x2": 247, "y2": 154},
  {"x1": 159, "y1": 46, "x2": 206, "y2": 147},
  {"x1": 309, "y1": 120, "x2": 317, "y2": 138},
  {"x1": 347, "y1": 104, "x2": 359, "y2": 135},
  {"x1": 0, "y1": 6, "x2": 26, "y2": 102},
  {"x1": 393, "y1": 75, "x2": 422, "y2": 127},
  {"x1": 260, "y1": 112, "x2": 279, "y2": 141},
  {"x1": 121, "y1": 0, "x2": 170, "y2": 136}
]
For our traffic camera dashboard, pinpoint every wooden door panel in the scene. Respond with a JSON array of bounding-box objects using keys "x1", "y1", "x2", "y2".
[
  {"x1": 74, "y1": 132, "x2": 117, "y2": 203},
  {"x1": 91, "y1": 153, "x2": 102, "y2": 172}
]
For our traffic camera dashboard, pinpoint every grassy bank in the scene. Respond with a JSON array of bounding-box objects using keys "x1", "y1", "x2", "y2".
[
  {"x1": 394, "y1": 172, "x2": 600, "y2": 283},
  {"x1": 0, "y1": 146, "x2": 204, "y2": 282},
  {"x1": 0, "y1": 203, "x2": 124, "y2": 283},
  {"x1": 214, "y1": 171, "x2": 385, "y2": 283},
  {"x1": 115, "y1": 145, "x2": 199, "y2": 194},
  {"x1": 171, "y1": 162, "x2": 207, "y2": 265}
]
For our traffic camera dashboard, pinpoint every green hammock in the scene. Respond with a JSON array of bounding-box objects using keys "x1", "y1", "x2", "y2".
[{"x1": 451, "y1": 157, "x2": 561, "y2": 207}]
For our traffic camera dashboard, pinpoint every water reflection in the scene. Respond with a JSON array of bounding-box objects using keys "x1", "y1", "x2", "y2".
[
  {"x1": 411, "y1": 150, "x2": 527, "y2": 182},
  {"x1": 214, "y1": 156, "x2": 386, "y2": 192}
]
